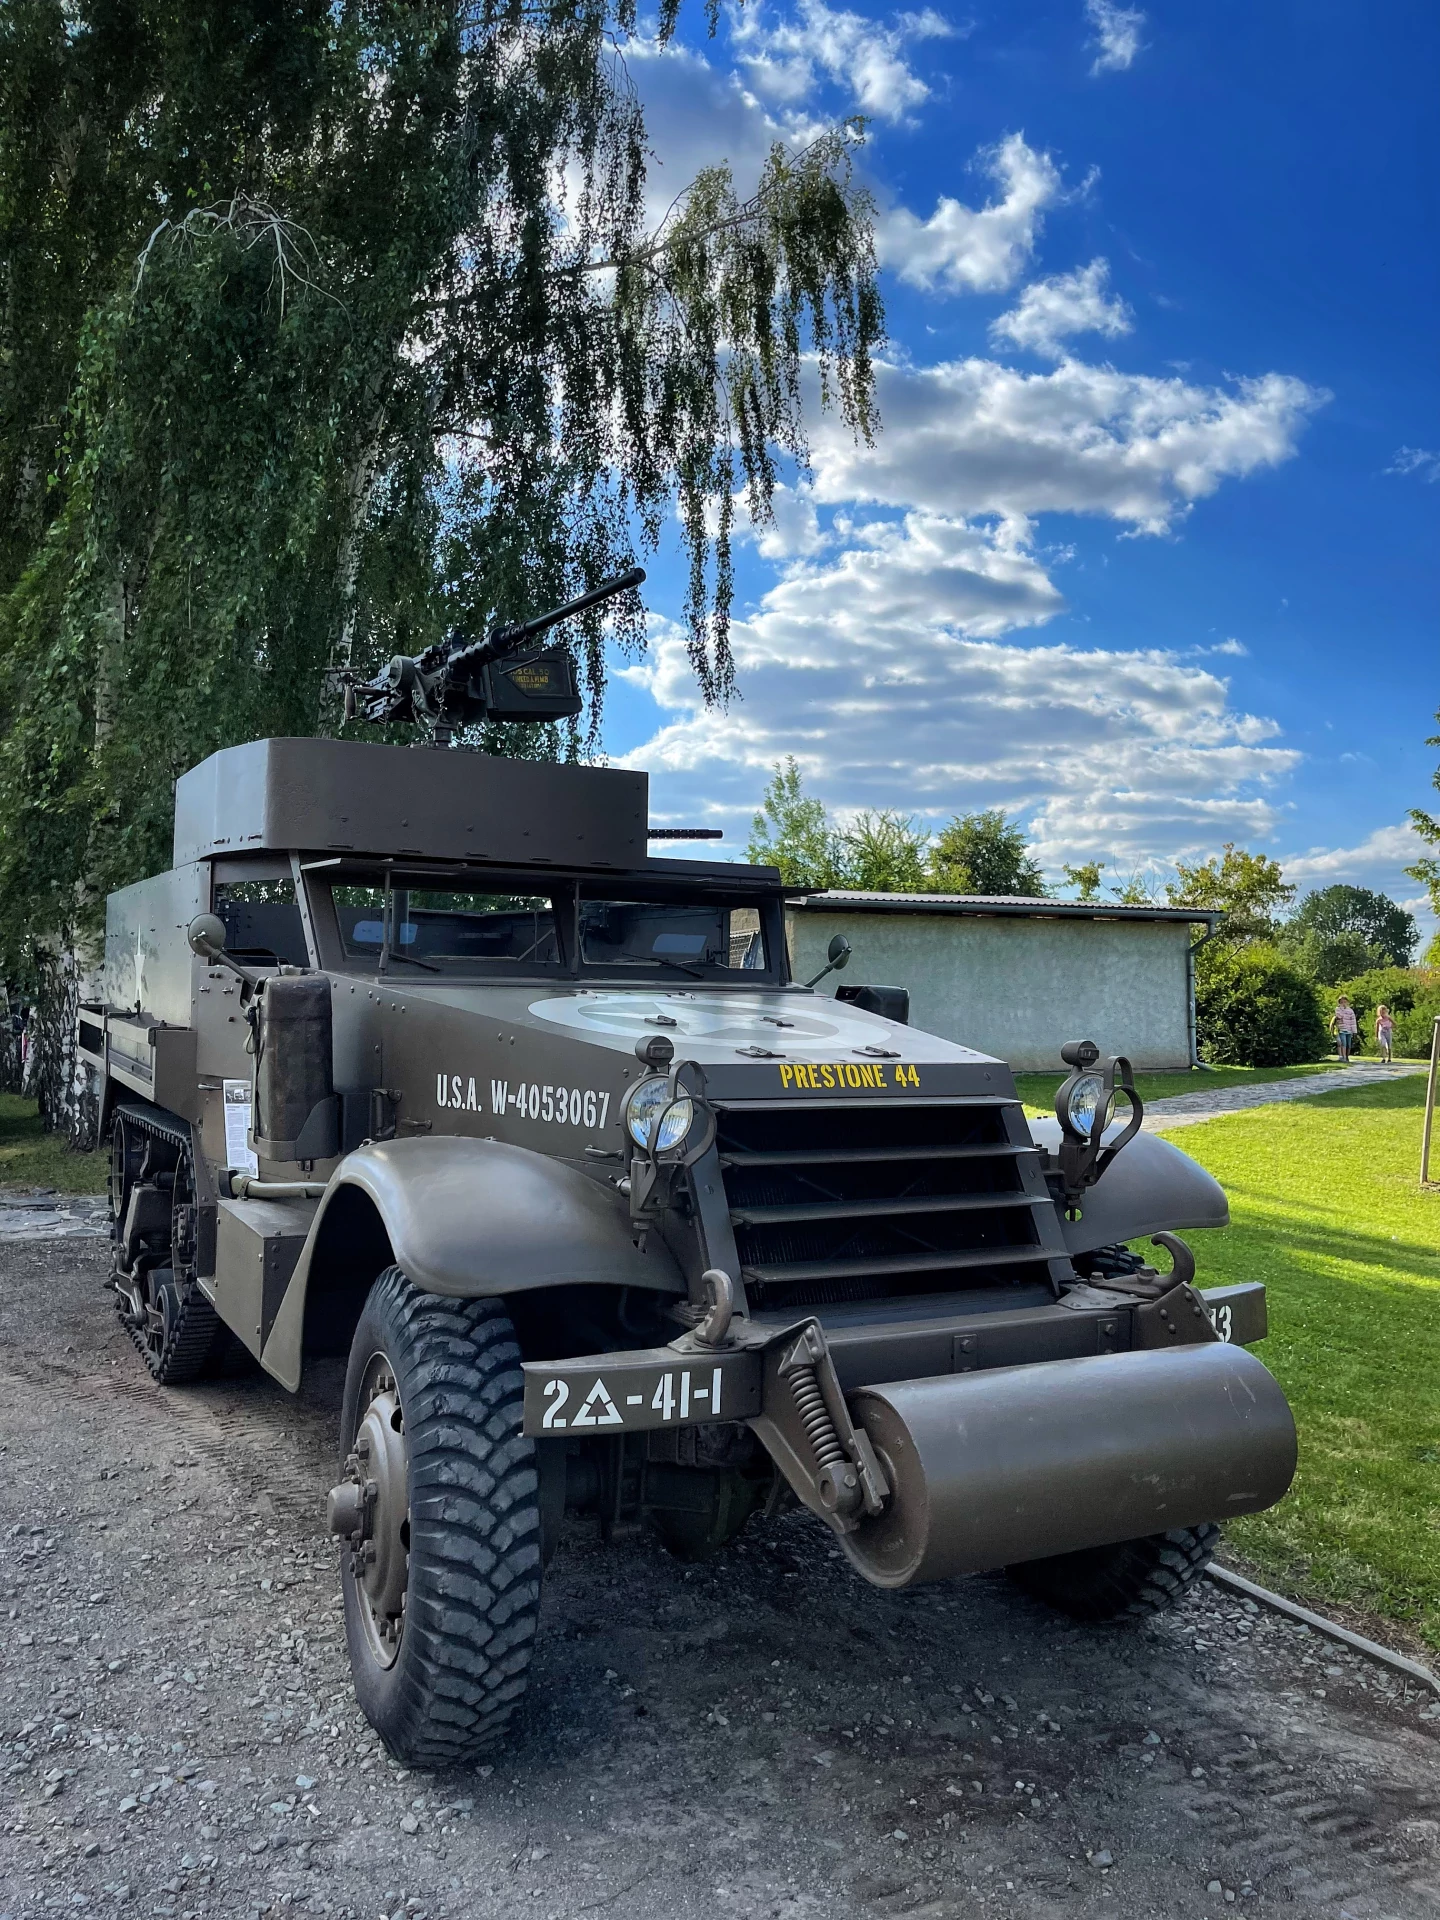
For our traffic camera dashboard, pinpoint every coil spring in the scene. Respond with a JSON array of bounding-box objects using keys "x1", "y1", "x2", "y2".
[{"x1": 789, "y1": 1363, "x2": 845, "y2": 1468}]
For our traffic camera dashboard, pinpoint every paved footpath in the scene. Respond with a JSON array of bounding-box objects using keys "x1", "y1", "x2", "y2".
[
  {"x1": 1142, "y1": 1064, "x2": 1425, "y2": 1132},
  {"x1": 0, "y1": 1192, "x2": 109, "y2": 1240}
]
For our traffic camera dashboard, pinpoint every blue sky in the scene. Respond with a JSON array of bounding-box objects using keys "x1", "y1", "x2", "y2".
[{"x1": 599, "y1": 0, "x2": 1438, "y2": 926}]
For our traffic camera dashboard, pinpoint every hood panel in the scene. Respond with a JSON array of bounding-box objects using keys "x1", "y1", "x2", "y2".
[{"x1": 522, "y1": 988, "x2": 1001, "y2": 1069}]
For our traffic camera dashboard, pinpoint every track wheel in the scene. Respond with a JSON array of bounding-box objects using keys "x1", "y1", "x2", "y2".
[
  {"x1": 144, "y1": 1272, "x2": 226, "y2": 1384},
  {"x1": 1007, "y1": 1524, "x2": 1220, "y2": 1622},
  {"x1": 329, "y1": 1267, "x2": 542, "y2": 1767}
]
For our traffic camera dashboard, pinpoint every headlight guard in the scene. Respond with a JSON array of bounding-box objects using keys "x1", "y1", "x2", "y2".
[{"x1": 1053, "y1": 1040, "x2": 1144, "y2": 1215}]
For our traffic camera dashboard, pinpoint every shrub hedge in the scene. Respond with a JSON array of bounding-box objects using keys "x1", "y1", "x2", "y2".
[
  {"x1": 1329, "y1": 966, "x2": 1440, "y2": 1057},
  {"x1": 1195, "y1": 944, "x2": 1330, "y2": 1067}
]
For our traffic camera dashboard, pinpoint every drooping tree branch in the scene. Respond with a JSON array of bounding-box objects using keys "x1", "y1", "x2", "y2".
[{"x1": 0, "y1": 0, "x2": 883, "y2": 979}]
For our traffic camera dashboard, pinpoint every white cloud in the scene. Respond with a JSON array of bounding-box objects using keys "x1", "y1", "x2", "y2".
[
  {"x1": 626, "y1": 41, "x2": 792, "y2": 232},
  {"x1": 604, "y1": 24, "x2": 1338, "y2": 887},
  {"x1": 808, "y1": 356, "x2": 1327, "y2": 534},
  {"x1": 1385, "y1": 446, "x2": 1440, "y2": 483},
  {"x1": 1085, "y1": 0, "x2": 1145, "y2": 74},
  {"x1": 621, "y1": 513, "x2": 1295, "y2": 867},
  {"x1": 1210, "y1": 637, "x2": 1248, "y2": 656},
  {"x1": 740, "y1": 481, "x2": 829, "y2": 560},
  {"x1": 1278, "y1": 823, "x2": 1437, "y2": 937},
  {"x1": 876, "y1": 135, "x2": 1062, "y2": 294},
  {"x1": 1280, "y1": 823, "x2": 1429, "y2": 885},
  {"x1": 731, "y1": 0, "x2": 953, "y2": 123},
  {"x1": 990, "y1": 258, "x2": 1133, "y2": 358}
]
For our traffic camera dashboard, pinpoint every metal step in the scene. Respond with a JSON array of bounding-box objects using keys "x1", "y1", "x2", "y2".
[
  {"x1": 729, "y1": 1192, "x2": 1046, "y2": 1228},
  {"x1": 741, "y1": 1245, "x2": 1050, "y2": 1287}
]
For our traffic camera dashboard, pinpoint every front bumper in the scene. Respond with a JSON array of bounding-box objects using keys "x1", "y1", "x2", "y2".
[
  {"x1": 520, "y1": 1279, "x2": 1271, "y2": 1437},
  {"x1": 519, "y1": 1278, "x2": 1294, "y2": 1589}
]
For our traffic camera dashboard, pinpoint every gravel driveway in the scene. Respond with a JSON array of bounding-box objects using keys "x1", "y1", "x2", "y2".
[{"x1": 2, "y1": 1239, "x2": 1438, "y2": 1920}]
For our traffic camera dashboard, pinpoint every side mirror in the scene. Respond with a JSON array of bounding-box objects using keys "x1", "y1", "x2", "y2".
[
  {"x1": 187, "y1": 913, "x2": 228, "y2": 959},
  {"x1": 805, "y1": 933, "x2": 853, "y2": 990},
  {"x1": 187, "y1": 911, "x2": 261, "y2": 988}
]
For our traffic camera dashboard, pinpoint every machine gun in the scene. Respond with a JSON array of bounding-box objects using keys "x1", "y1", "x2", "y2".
[{"x1": 345, "y1": 566, "x2": 646, "y2": 737}]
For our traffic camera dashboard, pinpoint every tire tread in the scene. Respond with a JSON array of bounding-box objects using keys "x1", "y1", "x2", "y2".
[
  {"x1": 343, "y1": 1267, "x2": 540, "y2": 1768},
  {"x1": 1007, "y1": 1525, "x2": 1220, "y2": 1623}
]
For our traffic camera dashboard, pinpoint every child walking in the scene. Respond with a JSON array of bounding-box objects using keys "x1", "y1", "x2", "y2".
[
  {"x1": 1330, "y1": 995, "x2": 1358, "y2": 1064},
  {"x1": 1375, "y1": 1003, "x2": 1394, "y2": 1064}
]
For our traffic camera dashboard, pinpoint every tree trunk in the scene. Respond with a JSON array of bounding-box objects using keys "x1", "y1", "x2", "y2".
[
  {"x1": 29, "y1": 568, "x2": 130, "y2": 1147},
  {"x1": 29, "y1": 939, "x2": 96, "y2": 1149},
  {"x1": 0, "y1": 984, "x2": 23, "y2": 1095},
  {"x1": 325, "y1": 374, "x2": 390, "y2": 719}
]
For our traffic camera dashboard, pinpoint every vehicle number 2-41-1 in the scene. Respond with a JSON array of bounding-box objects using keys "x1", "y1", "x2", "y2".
[
  {"x1": 542, "y1": 1367, "x2": 725, "y2": 1430},
  {"x1": 521, "y1": 1352, "x2": 763, "y2": 1435}
]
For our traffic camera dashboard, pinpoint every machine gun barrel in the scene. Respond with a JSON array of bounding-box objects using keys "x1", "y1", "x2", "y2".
[
  {"x1": 448, "y1": 566, "x2": 646, "y2": 677},
  {"x1": 350, "y1": 565, "x2": 646, "y2": 731}
]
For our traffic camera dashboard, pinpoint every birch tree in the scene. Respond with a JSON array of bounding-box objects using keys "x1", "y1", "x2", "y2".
[{"x1": 0, "y1": 0, "x2": 882, "y2": 1124}]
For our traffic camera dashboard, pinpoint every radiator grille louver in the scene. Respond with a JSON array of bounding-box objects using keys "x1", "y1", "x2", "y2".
[{"x1": 716, "y1": 1099, "x2": 1060, "y2": 1308}]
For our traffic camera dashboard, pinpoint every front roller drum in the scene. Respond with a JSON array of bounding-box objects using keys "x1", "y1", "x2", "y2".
[{"x1": 840, "y1": 1343, "x2": 1297, "y2": 1590}]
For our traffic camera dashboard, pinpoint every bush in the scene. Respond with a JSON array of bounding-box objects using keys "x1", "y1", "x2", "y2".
[
  {"x1": 1195, "y1": 945, "x2": 1330, "y2": 1067},
  {"x1": 1394, "y1": 1002, "x2": 1440, "y2": 1059},
  {"x1": 1331, "y1": 967, "x2": 1440, "y2": 1056}
]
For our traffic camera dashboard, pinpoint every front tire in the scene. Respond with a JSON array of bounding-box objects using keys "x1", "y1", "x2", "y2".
[
  {"x1": 1007, "y1": 1524, "x2": 1220, "y2": 1622},
  {"x1": 337, "y1": 1268, "x2": 542, "y2": 1767}
]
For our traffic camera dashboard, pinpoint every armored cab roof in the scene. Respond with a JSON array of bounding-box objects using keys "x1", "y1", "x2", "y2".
[{"x1": 174, "y1": 737, "x2": 647, "y2": 870}]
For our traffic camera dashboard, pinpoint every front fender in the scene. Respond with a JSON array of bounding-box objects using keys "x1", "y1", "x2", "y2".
[
  {"x1": 1027, "y1": 1119, "x2": 1230, "y2": 1257},
  {"x1": 260, "y1": 1137, "x2": 682, "y2": 1391}
]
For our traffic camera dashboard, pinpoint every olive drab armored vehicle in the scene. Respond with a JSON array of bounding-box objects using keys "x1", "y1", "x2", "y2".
[{"x1": 79, "y1": 575, "x2": 1297, "y2": 1768}]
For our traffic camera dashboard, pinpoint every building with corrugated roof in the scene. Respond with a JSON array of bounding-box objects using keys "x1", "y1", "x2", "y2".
[{"x1": 788, "y1": 892, "x2": 1221, "y2": 1072}]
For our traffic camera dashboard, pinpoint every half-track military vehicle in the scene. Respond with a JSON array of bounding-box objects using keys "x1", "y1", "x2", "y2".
[{"x1": 80, "y1": 580, "x2": 1297, "y2": 1768}]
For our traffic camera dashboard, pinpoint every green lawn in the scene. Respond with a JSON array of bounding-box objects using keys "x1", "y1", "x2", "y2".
[
  {"x1": 1014, "y1": 1061, "x2": 1341, "y2": 1114},
  {"x1": 1164, "y1": 1077, "x2": 1440, "y2": 1649},
  {"x1": 0, "y1": 1093, "x2": 106, "y2": 1193}
]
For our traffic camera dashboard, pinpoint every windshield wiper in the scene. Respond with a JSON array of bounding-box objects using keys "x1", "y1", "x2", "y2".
[{"x1": 592, "y1": 949, "x2": 705, "y2": 980}]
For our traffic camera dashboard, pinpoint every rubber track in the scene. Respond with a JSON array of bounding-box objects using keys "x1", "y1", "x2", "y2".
[
  {"x1": 126, "y1": 1279, "x2": 225, "y2": 1385},
  {"x1": 365, "y1": 1268, "x2": 541, "y2": 1767},
  {"x1": 113, "y1": 1104, "x2": 225, "y2": 1386},
  {"x1": 1008, "y1": 1523, "x2": 1220, "y2": 1622}
]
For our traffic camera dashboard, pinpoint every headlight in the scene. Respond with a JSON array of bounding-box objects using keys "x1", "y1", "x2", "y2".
[
  {"x1": 1060, "y1": 1071, "x2": 1105, "y2": 1138},
  {"x1": 653, "y1": 1097, "x2": 695, "y2": 1154},
  {"x1": 625, "y1": 1078, "x2": 695, "y2": 1154}
]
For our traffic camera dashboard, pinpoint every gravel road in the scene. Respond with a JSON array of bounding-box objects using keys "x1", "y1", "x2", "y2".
[{"x1": 2, "y1": 1239, "x2": 1438, "y2": 1920}]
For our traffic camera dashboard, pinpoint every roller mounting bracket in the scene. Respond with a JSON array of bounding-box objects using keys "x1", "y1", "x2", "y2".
[{"x1": 745, "y1": 1321, "x2": 889, "y2": 1534}]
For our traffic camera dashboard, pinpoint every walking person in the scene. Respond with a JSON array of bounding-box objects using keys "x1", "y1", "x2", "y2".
[
  {"x1": 1330, "y1": 994, "x2": 1358, "y2": 1065},
  {"x1": 1375, "y1": 1002, "x2": 1395, "y2": 1064}
]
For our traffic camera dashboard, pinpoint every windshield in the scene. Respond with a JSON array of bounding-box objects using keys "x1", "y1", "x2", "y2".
[
  {"x1": 335, "y1": 885, "x2": 561, "y2": 971},
  {"x1": 578, "y1": 899, "x2": 767, "y2": 976},
  {"x1": 317, "y1": 873, "x2": 778, "y2": 980}
]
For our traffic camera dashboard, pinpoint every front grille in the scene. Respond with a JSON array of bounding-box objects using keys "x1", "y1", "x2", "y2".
[{"x1": 717, "y1": 1099, "x2": 1060, "y2": 1308}]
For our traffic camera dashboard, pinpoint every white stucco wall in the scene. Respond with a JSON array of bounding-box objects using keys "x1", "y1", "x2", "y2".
[{"x1": 788, "y1": 906, "x2": 1194, "y2": 1071}]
